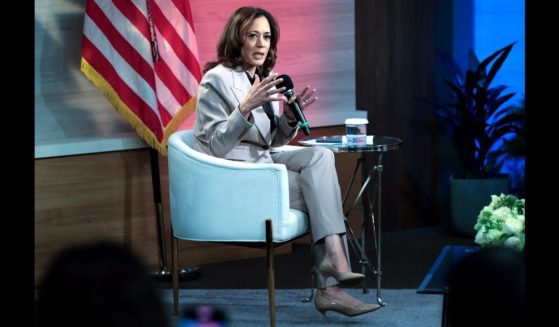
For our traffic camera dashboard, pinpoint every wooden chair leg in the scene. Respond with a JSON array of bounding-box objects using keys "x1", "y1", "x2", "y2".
[
  {"x1": 266, "y1": 219, "x2": 276, "y2": 327},
  {"x1": 172, "y1": 236, "x2": 179, "y2": 315},
  {"x1": 303, "y1": 241, "x2": 316, "y2": 302}
]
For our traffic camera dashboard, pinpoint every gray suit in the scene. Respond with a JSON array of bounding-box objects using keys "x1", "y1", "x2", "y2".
[{"x1": 193, "y1": 64, "x2": 349, "y2": 287}]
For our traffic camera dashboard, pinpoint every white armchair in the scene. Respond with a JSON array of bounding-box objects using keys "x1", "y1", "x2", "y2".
[{"x1": 167, "y1": 129, "x2": 309, "y2": 326}]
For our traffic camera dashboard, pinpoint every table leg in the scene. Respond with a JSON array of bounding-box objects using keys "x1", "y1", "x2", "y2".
[
  {"x1": 374, "y1": 153, "x2": 384, "y2": 305},
  {"x1": 341, "y1": 152, "x2": 386, "y2": 306},
  {"x1": 343, "y1": 160, "x2": 374, "y2": 276},
  {"x1": 360, "y1": 204, "x2": 368, "y2": 293}
]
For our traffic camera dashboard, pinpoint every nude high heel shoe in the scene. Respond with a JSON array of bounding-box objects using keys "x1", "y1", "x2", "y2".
[
  {"x1": 314, "y1": 292, "x2": 380, "y2": 322},
  {"x1": 317, "y1": 259, "x2": 365, "y2": 286}
]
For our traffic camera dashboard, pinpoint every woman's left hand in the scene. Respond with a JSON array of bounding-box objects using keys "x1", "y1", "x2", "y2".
[
  {"x1": 285, "y1": 86, "x2": 317, "y2": 119},
  {"x1": 287, "y1": 86, "x2": 317, "y2": 109}
]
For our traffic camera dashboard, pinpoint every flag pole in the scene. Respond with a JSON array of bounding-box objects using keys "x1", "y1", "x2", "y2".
[
  {"x1": 149, "y1": 148, "x2": 169, "y2": 274},
  {"x1": 149, "y1": 148, "x2": 200, "y2": 281},
  {"x1": 81, "y1": 0, "x2": 201, "y2": 280}
]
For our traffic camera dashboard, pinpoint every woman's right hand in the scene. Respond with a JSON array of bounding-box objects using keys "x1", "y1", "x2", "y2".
[{"x1": 238, "y1": 73, "x2": 286, "y2": 118}]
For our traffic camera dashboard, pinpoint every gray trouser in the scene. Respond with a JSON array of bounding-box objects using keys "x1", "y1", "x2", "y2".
[{"x1": 271, "y1": 147, "x2": 350, "y2": 288}]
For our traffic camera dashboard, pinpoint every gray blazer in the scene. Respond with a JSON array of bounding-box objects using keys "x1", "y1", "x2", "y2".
[{"x1": 193, "y1": 64, "x2": 298, "y2": 163}]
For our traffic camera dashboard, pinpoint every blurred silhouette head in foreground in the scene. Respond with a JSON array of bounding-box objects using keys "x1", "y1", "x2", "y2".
[
  {"x1": 36, "y1": 241, "x2": 169, "y2": 327},
  {"x1": 448, "y1": 246, "x2": 525, "y2": 327}
]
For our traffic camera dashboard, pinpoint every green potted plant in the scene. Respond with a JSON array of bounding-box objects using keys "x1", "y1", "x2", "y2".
[{"x1": 426, "y1": 41, "x2": 525, "y2": 236}]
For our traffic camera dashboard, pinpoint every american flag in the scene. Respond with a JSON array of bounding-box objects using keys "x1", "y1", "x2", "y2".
[{"x1": 81, "y1": 0, "x2": 201, "y2": 155}]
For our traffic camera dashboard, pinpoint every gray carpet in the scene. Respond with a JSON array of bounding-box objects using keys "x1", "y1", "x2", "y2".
[{"x1": 161, "y1": 288, "x2": 443, "y2": 326}]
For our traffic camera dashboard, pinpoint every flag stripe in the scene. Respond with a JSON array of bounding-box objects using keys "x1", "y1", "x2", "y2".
[
  {"x1": 83, "y1": 14, "x2": 161, "y2": 125},
  {"x1": 157, "y1": 98, "x2": 174, "y2": 126},
  {"x1": 153, "y1": 59, "x2": 191, "y2": 108},
  {"x1": 163, "y1": 0, "x2": 200, "y2": 63},
  {"x1": 87, "y1": 1, "x2": 156, "y2": 89},
  {"x1": 113, "y1": 0, "x2": 151, "y2": 40},
  {"x1": 172, "y1": 0, "x2": 195, "y2": 30},
  {"x1": 154, "y1": 73, "x2": 182, "y2": 121},
  {"x1": 126, "y1": 0, "x2": 198, "y2": 116},
  {"x1": 81, "y1": 0, "x2": 200, "y2": 155},
  {"x1": 82, "y1": 37, "x2": 164, "y2": 139},
  {"x1": 115, "y1": 0, "x2": 186, "y2": 121},
  {"x1": 156, "y1": 0, "x2": 201, "y2": 72},
  {"x1": 150, "y1": 2, "x2": 202, "y2": 82},
  {"x1": 155, "y1": 30, "x2": 200, "y2": 99}
]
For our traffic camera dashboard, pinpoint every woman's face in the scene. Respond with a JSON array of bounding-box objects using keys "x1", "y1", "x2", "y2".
[{"x1": 240, "y1": 16, "x2": 271, "y2": 75}]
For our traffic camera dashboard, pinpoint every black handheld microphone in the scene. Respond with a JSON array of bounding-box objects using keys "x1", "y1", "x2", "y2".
[{"x1": 276, "y1": 74, "x2": 311, "y2": 135}]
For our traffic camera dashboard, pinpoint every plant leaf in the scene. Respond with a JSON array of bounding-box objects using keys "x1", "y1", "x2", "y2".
[
  {"x1": 479, "y1": 42, "x2": 517, "y2": 88},
  {"x1": 436, "y1": 48, "x2": 464, "y2": 86}
]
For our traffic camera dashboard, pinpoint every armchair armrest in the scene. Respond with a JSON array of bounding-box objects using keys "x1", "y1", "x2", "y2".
[{"x1": 168, "y1": 132, "x2": 292, "y2": 242}]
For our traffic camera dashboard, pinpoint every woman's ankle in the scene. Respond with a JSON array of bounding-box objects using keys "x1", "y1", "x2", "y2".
[
  {"x1": 319, "y1": 285, "x2": 340, "y2": 297},
  {"x1": 321, "y1": 254, "x2": 350, "y2": 273}
]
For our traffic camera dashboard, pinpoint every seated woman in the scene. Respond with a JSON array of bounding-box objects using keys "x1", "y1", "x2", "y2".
[{"x1": 192, "y1": 6, "x2": 379, "y2": 321}]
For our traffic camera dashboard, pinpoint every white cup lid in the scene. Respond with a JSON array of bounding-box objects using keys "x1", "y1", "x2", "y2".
[{"x1": 345, "y1": 118, "x2": 369, "y2": 125}]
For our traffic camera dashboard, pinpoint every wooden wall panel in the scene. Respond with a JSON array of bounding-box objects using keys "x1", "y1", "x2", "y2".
[
  {"x1": 35, "y1": 150, "x2": 158, "y2": 283},
  {"x1": 356, "y1": 0, "x2": 440, "y2": 231},
  {"x1": 35, "y1": 150, "x2": 290, "y2": 284},
  {"x1": 35, "y1": 125, "x2": 363, "y2": 284}
]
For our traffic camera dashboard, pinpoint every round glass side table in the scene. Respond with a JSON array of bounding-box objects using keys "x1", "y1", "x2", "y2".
[{"x1": 299, "y1": 134, "x2": 403, "y2": 306}]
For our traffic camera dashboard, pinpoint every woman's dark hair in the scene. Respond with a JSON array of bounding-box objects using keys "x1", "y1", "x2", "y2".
[{"x1": 203, "y1": 7, "x2": 280, "y2": 77}]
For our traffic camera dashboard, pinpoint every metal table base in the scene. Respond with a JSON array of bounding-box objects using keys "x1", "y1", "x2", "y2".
[
  {"x1": 299, "y1": 135, "x2": 403, "y2": 307},
  {"x1": 342, "y1": 154, "x2": 385, "y2": 305}
]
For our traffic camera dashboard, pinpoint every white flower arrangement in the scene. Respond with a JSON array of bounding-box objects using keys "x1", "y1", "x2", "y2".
[{"x1": 474, "y1": 193, "x2": 525, "y2": 251}]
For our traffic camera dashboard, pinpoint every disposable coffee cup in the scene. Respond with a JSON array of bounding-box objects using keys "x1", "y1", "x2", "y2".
[{"x1": 345, "y1": 118, "x2": 368, "y2": 145}]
